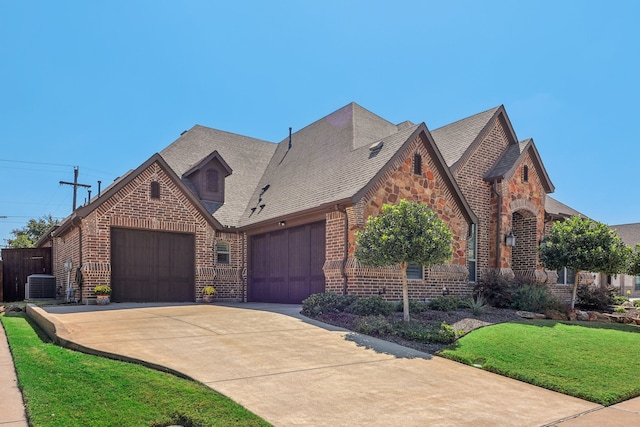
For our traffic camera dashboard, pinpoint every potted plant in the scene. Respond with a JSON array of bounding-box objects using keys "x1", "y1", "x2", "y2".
[
  {"x1": 202, "y1": 286, "x2": 216, "y2": 303},
  {"x1": 94, "y1": 285, "x2": 111, "y2": 305}
]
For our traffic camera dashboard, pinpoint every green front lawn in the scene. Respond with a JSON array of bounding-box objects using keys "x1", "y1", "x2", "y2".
[
  {"x1": 1, "y1": 313, "x2": 270, "y2": 427},
  {"x1": 439, "y1": 320, "x2": 640, "y2": 406}
]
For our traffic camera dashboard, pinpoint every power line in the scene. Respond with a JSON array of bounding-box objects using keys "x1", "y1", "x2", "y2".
[{"x1": 0, "y1": 158, "x2": 75, "y2": 168}]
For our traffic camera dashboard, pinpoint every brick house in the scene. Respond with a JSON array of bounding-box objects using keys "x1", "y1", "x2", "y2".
[{"x1": 47, "y1": 102, "x2": 566, "y2": 304}]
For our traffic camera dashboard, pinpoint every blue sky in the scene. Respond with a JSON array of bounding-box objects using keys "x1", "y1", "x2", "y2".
[{"x1": 1, "y1": 0, "x2": 638, "y2": 245}]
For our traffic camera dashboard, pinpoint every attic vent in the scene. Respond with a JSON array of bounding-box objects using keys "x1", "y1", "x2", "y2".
[
  {"x1": 150, "y1": 181, "x2": 160, "y2": 199},
  {"x1": 369, "y1": 141, "x2": 383, "y2": 151},
  {"x1": 522, "y1": 165, "x2": 529, "y2": 182},
  {"x1": 413, "y1": 153, "x2": 422, "y2": 175}
]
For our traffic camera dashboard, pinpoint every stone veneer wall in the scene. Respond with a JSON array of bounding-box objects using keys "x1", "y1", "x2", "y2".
[{"x1": 324, "y1": 133, "x2": 474, "y2": 301}]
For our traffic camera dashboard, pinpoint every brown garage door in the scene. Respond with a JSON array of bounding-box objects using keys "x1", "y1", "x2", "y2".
[
  {"x1": 248, "y1": 221, "x2": 325, "y2": 304},
  {"x1": 111, "y1": 228, "x2": 195, "y2": 302}
]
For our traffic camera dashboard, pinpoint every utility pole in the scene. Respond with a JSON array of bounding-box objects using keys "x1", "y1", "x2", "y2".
[{"x1": 60, "y1": 166, "x2": 91, "y2": 211}]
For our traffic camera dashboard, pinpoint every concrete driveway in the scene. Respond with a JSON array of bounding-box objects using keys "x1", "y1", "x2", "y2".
[{"x1": 26, "y1": 302, "x2": 631, "y2": 426}]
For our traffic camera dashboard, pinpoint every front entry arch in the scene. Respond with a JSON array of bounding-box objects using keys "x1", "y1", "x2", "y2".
[{"x1": 510, "y1": 210, "x2": 538, "y2": 277}]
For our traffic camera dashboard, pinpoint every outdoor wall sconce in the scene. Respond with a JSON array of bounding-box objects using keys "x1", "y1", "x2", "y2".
[
  {"x1": 278, "y1": 221, "x2": 286, "y2": 227},
  {"x1": 505, "y1": 231, "x2": 516, "y2": 247}
]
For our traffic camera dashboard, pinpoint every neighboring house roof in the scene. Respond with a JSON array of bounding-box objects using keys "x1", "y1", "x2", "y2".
[
  {"x1": 545, "y1": 196, "x2": 588, "y2": 219},
  {"x1": 237, "y1": 103, "x2": 477, "y2": 228},
  {"x1": 160, "y1": 125, "x2": 277, "y2": 227},
  {"x1": 484, "y1": 138, "x2": 555, "y2": 193},
  {"x1": 611, "y1": 223, "x2": 640, "y2": 247}
]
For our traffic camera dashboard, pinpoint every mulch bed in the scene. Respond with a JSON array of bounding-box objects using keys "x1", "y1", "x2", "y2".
[{"x1": 311, "y1": 307, "x2": 524, "y2": 354}]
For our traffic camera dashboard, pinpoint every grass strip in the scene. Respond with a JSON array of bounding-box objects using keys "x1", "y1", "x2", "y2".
[
  {"x1": 438, "y1": 320, "x2": 640, "y2": 406},
  {"x1": 1, "y1": 313, "x2": 270, "y2": 427}
]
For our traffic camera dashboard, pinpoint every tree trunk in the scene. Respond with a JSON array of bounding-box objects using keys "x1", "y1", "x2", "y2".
[
  {"x1": 571, "y1": 270, "x2": 580, "y2": 310},
  {"x1": 401, "y1": 261, "x2": 410, "y2": 322}
]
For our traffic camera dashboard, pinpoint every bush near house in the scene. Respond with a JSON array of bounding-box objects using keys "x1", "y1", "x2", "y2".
[{"x1": 576, "y1": 284, "x2": 616, "y2": 311}]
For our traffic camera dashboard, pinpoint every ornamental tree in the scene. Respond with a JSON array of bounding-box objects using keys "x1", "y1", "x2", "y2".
[
  {"x1": 627, "y1": 244, "x2": 640, "y2": 277},
  {"x1": 354, "y1": 199, "x2": 453, "y2": 321},
  {"x1": 538, "y1": 216, "x2": 630, "y2": 310}
]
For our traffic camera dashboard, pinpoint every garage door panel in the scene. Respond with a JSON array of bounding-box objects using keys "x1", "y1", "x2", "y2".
[
  {"x1": 111, "y1": 228, "x2": 195, "y2": 302},
  {"x1": 248, "y1": 221, "x2": 325, "y2": 303}
]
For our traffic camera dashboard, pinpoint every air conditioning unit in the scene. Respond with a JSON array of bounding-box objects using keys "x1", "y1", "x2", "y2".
[{"x1": 25, "y1": 274, "x2": 57, "y2": 300}]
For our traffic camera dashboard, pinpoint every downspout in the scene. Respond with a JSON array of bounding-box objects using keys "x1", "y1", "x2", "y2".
[{"x1": 491, "y1": 179, "x2": 502, "y2": 270}]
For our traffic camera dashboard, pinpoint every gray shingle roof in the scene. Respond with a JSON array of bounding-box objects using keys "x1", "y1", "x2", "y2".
[
  {"x1": 430, "y1": 106, "x2": 501, "y2": 168},
  {"x1": 611, "y1": 223, "x2": 640, "y2": 247},
  {"x1": 237, "y1": 103, "x2": 420, "y2": 227},
  {"x1": 160, "y1": 125, "x2": 277, "y2": 227},
  {"x1": 545, "y1": 196, "x2": 588, "y2": 219}
]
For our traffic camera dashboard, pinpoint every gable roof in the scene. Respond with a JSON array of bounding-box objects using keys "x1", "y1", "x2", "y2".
[
  {"x1": 237, "y1": 103, "x2": 477, "y2": 228},
  {"x1": 611, "y1": 223, "x2": 640, "y2": 247},
  {"x1": 545, "y1": 196, "x2": 588, "y2": 220},
  {"x1": 52, "y1": 154, "x2": 223, "y2": 238},
  {"x1": 484, "y1": 138, "x2": 555, "y2": 193},
  {"x1": 160, "y1": 125, "x2": 277, "y2": 227},
  {"x1": 430, "y1": 106, "x2": 503, "y2": 169}
]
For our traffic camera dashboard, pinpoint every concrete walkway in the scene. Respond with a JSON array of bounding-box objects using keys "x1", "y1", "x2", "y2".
[
  {"x1": 0, "y1": 317, "x2": 28, "y2": 427},
  {"x1": 4, "y1": 302, "x2": 637, "y2": 426}
]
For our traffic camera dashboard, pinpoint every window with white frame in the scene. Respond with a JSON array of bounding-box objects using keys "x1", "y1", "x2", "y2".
[{"x1": 216, "y1": 242, "x2": 230, "y2": 264}]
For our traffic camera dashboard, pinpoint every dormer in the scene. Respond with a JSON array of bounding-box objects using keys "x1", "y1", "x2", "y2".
[{"x1": 183, "y1": 151, "x2": 233, "y2": 203}]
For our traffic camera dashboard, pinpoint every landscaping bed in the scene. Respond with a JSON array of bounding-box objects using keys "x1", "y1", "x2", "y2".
[{"x1": 316, "y1": 308, "x2": 523, "y2": 353}]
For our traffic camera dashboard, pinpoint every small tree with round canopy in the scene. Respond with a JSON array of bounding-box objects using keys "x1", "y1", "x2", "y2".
[
  {"x1": 538, "y1": 216, "x2": 630, "y2": 310},
  {"x1": 355, "y1": 199, "x2": 454, "y2": 321}
]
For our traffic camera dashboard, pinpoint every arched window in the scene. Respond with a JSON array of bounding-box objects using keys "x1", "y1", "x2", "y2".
[
  {"x1": 216, "y1": 241, "x2": 230, "y2": 264},
  {"x1": 150, "y1": 181, "x2": 160, "y2": 199},
  {"x1": 413, "y1": 153, "x2": 422, "y2": 175}
]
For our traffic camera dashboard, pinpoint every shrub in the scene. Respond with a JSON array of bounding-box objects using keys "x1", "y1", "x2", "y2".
[
  {"x1": 354, "y1": 315, "x2": 394, "y2": 336},
  {"x1": 348, "y1": 296, "x2": 395, "y2": 316},
  {"x1": 390, "y1": 320, "x2": 456, "y2": 344},
  {"x1": 614, "y1": 306, "x2": 627, "y2": 313},
  {"x1": 473, "y1": 269, "x2": 513, "y2": 308},
  {"x1": 511, "y1": 284, "x2": 559, "y2": 312},
  {"x1": 612, "y1": 295, "x2": 629, "y2": 305},
  {"x1": 634, "y1": 300, "x2": 640, "y2": 308},
  {"x1": 467, "y1": 294, "x2": 487, "y2": 316},
  {"x1": 396, "y1": 299, "x2": 430, "y2": 314},
  {"x1": 428, "y1": 295, "x2": 467, "y2": 312},
  {"x1": 301, "y1": 293, "x2": 357, "y2": 316},
  {"x1": 576, "y1": 285, "x2": 616, "y2": 311},
  {"x1": 93, "y1": 285, "x2": 111, "y2": 295}
]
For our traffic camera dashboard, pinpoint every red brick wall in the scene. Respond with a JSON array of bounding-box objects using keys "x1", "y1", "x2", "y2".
[
  {"x1": 52, "y1": 161, "x2": 233, "y2": 303},
  {"x1": 454, "y1": 119, "x2": 548, "y2": 281},
  {"x1": 52, "y1": 226, "x2": 81, "y2": 299},
  {"x1": 454, "y1": 120, "x2": 510, "y2": 277}
]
